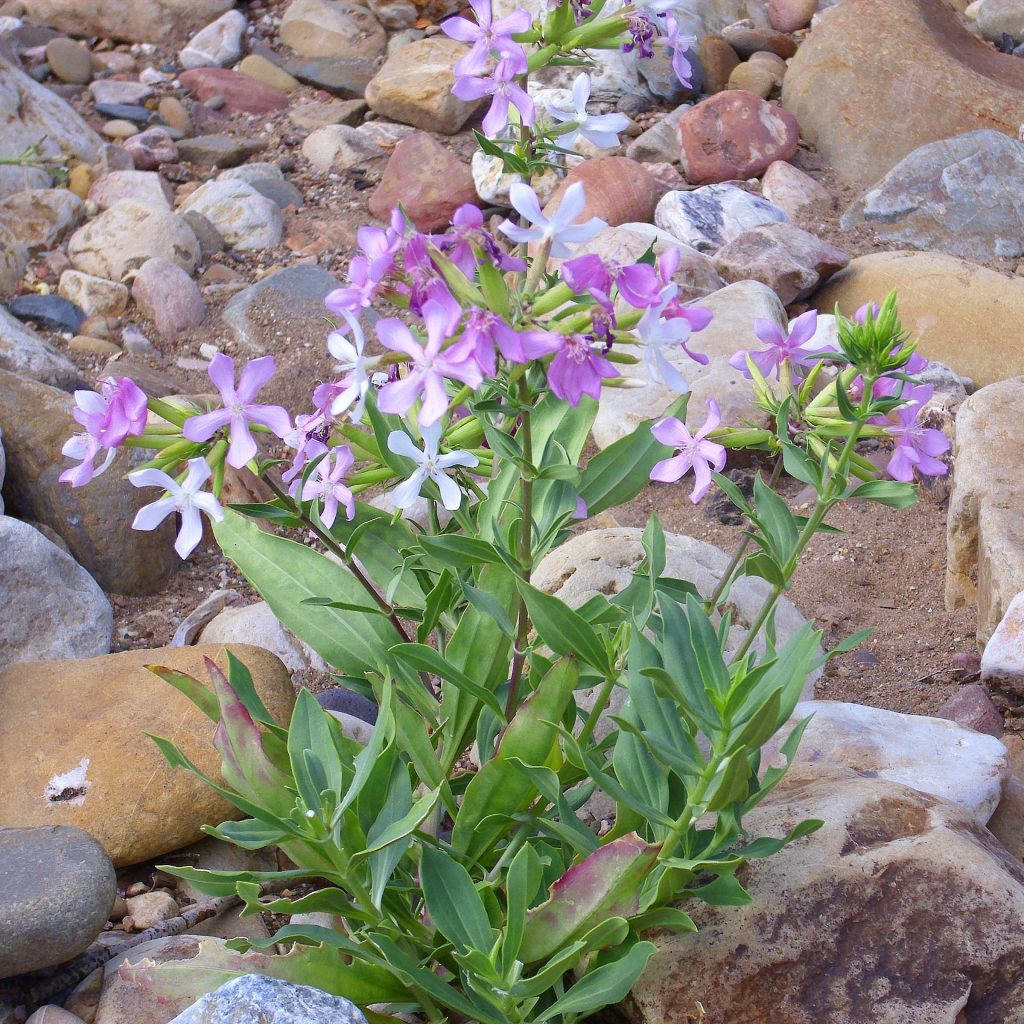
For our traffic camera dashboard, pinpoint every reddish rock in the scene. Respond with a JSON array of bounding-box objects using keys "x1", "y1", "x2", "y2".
[
  {"x1": 935, "y1": 683, "x2": 1005, "y2": 738},
  {"x1": 678, "y1": 90, "x2": 799, "y2": 185},
  {"x1": 131, "y1": 257, "x2": 206, "y2": 339},
  {"x1": 768, "y1": 0, "x2": 817, "y2": 33},
  {"x1": 179, "y1": 68, "x2": 289, "y2": 115},
  {"x1": 711, "y1": 221, "x2": 848, "y2": 304},
  {"x1": 761, "y1": 159, "x2": 834, "y2": 218},
  {"x1": 544, "y1": 157, "x2": 660, "y2": 228},
  {"x1": 697, "y1": 34, "x2": 740, "y2": 93},
  {"x1": 721, "y1": 20, "x2": 797, "y2": 58},
  {"x1": 122, "y1": 128, "x2": 179, "y2": 171},
  {"x1": 368, "y1": 132, "x2": 477, "y2": 232}
]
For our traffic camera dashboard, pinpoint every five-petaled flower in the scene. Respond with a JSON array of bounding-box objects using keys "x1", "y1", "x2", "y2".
[
  {"x1": 729, "y1": 310, "x2": 833, "y2": 381},
  {"x1": 634, "y1": 285, "x2": 700, "y2": 392},
  {"x1": 876, "y1": 384, "x2": 950, "y2": 482},
  {"x1": 442, "y1": 0, "x2": 531, "y2": 76},
  {"x1": 546, "y1": 332, "x2": 618, "y2": 405},
  {"x1": 327, "y1": 309, "x2": 378, "y2": 423},
  {"x1": 649, "y1": 399, "x2": 727, "y2": 503},
  {"x1": 301, "y1": 446, "x2": 356, "y2": 528},
  {"x1": 183, "y1": 353, "x2": 293, "y2": 469},
  {"x1": 499, "y1": 181, "x2": 606, "y2": 259},
  {"x1": 387, "y1": 423, "x2": 479, "y2": 512},
  {"x1": 545, "y1": 73, "x2": 631, "y2": 151},
  {"x1": 129, "y1": 457, "x2": 224, "y2": 559},
  {"x1": 453, "y1": 56, "x2": 535, "y2": 138}
]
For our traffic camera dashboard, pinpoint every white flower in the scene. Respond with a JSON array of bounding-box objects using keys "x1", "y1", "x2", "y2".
[
  {"x1": 546, "y1": 73, "x2": 631, "y2": 151},
  {"x1": 498, "y1": 181, "x2": 607, "y2": 259},
  {"x1": 327, "y1": 308, "x2": 377, "y2": 423},
  {"x1": 635, "y1": 285, "x2": 692, "y2": 393},
  {"x1": 386, "y1": 423, "x2": 478, "y2": 512},
  {"x1": 129, "y1": 457, "x2": 224, "y2": 559}
]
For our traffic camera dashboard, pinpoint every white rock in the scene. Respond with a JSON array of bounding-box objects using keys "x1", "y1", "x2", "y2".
[
  {"x1": 301, "y1": 124, "x2": 386, "y2": 174},
  {"x1": 0, "y1": 516, "x2": 112, "y2": 672},
  {"x1": 199, "y1": 600, "x2": 328, "y2": 675},
  {"x1": 592, "y1": 279, "x2": 781, "y2": 449},
  {"x1": 178, "y1": 9, "x2": 247, "y2": 69},
  {"x1": 58, "y1": 269, "x2": 129, "y2": 317},
  {"x1": 177, "y1": 179, "x2": 283, "y2": 251},
  {"x1": 471, "y1": 149, "x2": 561, "y2": 207},
  {"x1": 765, "y1": 700, "x2": 1011, "y2": 824},
  {"x1": 218, "y1": 162, "x2": 285, "y2": 185},
  {"x1": 88, "y1": 170, "x2": 172, "y2": 211},
  {"x1": 982, "y1": 590, "x2": 1024, "y2": 698},
  {"x1": 655, "y1": 183, "x2": 788, "y2": 253}
]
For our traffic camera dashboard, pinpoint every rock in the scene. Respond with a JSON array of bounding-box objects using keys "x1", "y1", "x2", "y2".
[
  {"x1": 0, "y1": 644, "x2": 295, "y2": 866},
  {"x1": 654, "y1": 183, "x2": 787, "y2": 253},
  {"x1": 0, "y1": 515, "x2": 111, "y2": 670},
  {"x1": 544, "y1": 156, "x2": 660, "y2": 228},
  {"x1": 178, "y1": 68, "x2": 289, "y2": 116},
  {"x1": 88, "y1": 79, "x2": 153, "y2": 106},
  {"x1": 199, "y1": 600, "x2": 328, "y2": 675},
  {"x1": 131, "y1": 256, "x2": 206, "y2": 338},
  {"x1": 533, "y1": 528, "x2": 818, "y2": 753},
  {"x1": 625, "y1": 763, "x2": 1024, "y2": 1024},
  {"x1": 237, "y1": 53, "x2": 300, "y2": 93},
  {"x1": 0, "y1": 224, "x2": 25, "y2": 298},
  {"x1": 592, "y1": 279, "x2": 779, "y2": 447},
  {"x1": 946, "y1": 378, "x2": 1024, "y2": 643},
  {"x1": 7, "y1": 292, "x2": 85, "y2": 334},
  {"x1": 123, "y1": 890, "x2": 179, "y2": 931},
  {"x1": 721, "y1": 19, "x2": 797, "y2": 57},
  {"x1": 990, "y1": 770, "x2": 1024, "y2": 861},
  {"x1": 158, "y1": 96, "x2": 191, "y2": 134},
  {"x1": 983, "y1": 590, "x2": 1024, "y2": 698},
  {"x1": 766, "y1": 700, "x2": 1009, "y2": 823},
  {"x1": 979, "y1": 0, "x2": 1024, "y2": 40},
  {"x1": 711, "y1": 221, "x2": 848, "y2": 303},
  {"x1": 815, "y1": 251, "x2": 1024, "y2": 387},
  {"x1": 367, "y1": 131, "x2": 476, "y2": 232},
  {"x1": 280, "y1": 0, "x2": 386, "y2": 58},
  {"x1": 768, "y1": 0, "x2": 816, "y2": 31},
  {"x1": 302, "y1": 123, "x2": 386, "y2": 174},
  {"x1": 727, "y1": 60, "x2": 775, "y2": 97},
  {"x1": 935, "y1": 683, "x2": 1005, "y2": 737},
  {"x1": 760, "y1": 159, "x2": 833, "y2": 217},
  {"x1": 283, "y1": 55, "x2": 375, "y2": 97},
  {"x1": 289, "y1": 97, "x2": 366, "y2": 130},
  {"x1": 177, "y1": 134, "x2": 266, "y2": 168},
  {"x1": 364, "y1": 37, "x2": 479, "y2": 134},
  {"x1": 101, "y1": 118, "x2": 142, "y2": 139},
  {"x1": 58, "y1": 270, "x2": 129, "y2": 317},
  {"x1": 179, "y1": 8, "x2": 247, "y2": 69},
  {"x1": 626, "y1": 105, "x2": 689, "y2": 164},
  {"x1": 748, "y1": 49, "x2": 787, "y2": 84},
  {"x1": 44, "y1": 36, "x2": 91, "y2": 84},
  {"x1": 122, "y1": 128, "x2": 179, "y2": 171},
  {"x1": 177, "y1": 179, "x2": 283, "y2": 250},
  {"x1": 637, "y1": 37, "x2": 702, "y2": 104},
  {"x1": 840, "y1": 130, "x2": 1024, "y2": 262},
  {"x1": 0, "y1": 305, "x2": 80, "y2": 388},
  {"x1": 168, "y1": 976, "x2": 368, "y2": 1024},
  {"x1": 69, "y1": 199, "x2": 200, "y2": 279},
  {"x1": 0, "y1": 187, "x2": 83, "y2": 252},
  {"x1": 697, "y1": 34, "x2": 740, "y2": 93},
  {"x1": 0, "y1": 825, "x2": 115, "y2": 979},
  {"x1": 574, "y1": 223, "x2": 725, "y2": 302},
  {"x1": 218, "y1": 164, "x2": 302, "y2": 209},
  {"x1": 0, "y1": 369, "x2": 179, "y2": 593},
  {"x1": 25, "y1": 1009, "x2": 87, "y2": 1024},
  {"x1": 781, "y1": 0, "x2": 1024, "y2": 187},
  {"x1": 181, "y1": 210, "x2": 226, "y2": 256},
  {"x1": 678, "y1": 90, "x2": 799, "y2": 185},
  {"x1": 471, "y1": 150, "x2": 559, "y2": 207},
  {"x1": 21, "y1": 0, "x2": 235, "y2": 43},
  {"x1": 317, "y1": 685, "x2": 378, "y2": 723},
  {"x1": 0, "y1": 52, "x2": 102, "y2": 197},
  {"x1": 222, "y1": 263, "x2": 338, "y2": 352}
]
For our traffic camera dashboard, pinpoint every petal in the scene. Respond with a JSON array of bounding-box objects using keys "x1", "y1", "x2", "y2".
[
  {"x1": 129, "y1": 467, "x2": 177, "y2": 491},
  {"x1": 695, "y1": 398, "x2": 722, "y2": 439},
  {"x1": 508, "y1": 181, "x2": 546, "y2": 227},
  {"x1": 193, "y1": 491, "x2": 225, "y2": 522},
  {"x1": 918, "y1": 428, "x2": 951, "y2": 458},
  {"x1": 753, "y1": 318, "x2": 785, "y2": 348},
  {"x1": 207, "y1": 352, "x2": 237, "y2": 401},
  {"x1": 175, "y1": 506, "x2": 204, "y2": 559},
  {"x1": 498, "y1": 221, "x2": 542, "y2": 246},
  {"x1": 418, "y1": 372, "x2": 450, "y2": 426},
  {"x1": 787, "y1": 309, "x2": 819, "y2": 349},
  {"x1": 689, "y1": 457, "x2": 713, "y2": 503},
  {"x1": 227, "y1": 416, "x2": 258, "y2": 469},
  {"x1": 378, "y1": 371, "x2": 424, "y2": 416},
  {"x1": 552, "y1": 181, "x2": 586, "y2": 228},
  {"x1": 571, "y1": 71, "x2": 591, "y2": 113},
  {"x1": 375, "y1": 318, "x2": 421, "y2": 358},
  {"x1": 387, "y1": 429, "x2": 424, "y2": 462},
  {"x1": 453, "y1": 74, "x2": 494, "y2": 101},
  {"x1": 392, "y1": 468, "x2": 428, "y2": 510},
  {"x1": 651, "y1": 416, "x2": 691, "y2": 447},
  {"x1": 183, "y1": 407, "x2": 233, "y2": 442},
  {"x1": 482, "y1": 93, "x2": 511, "y2": 137},
  {"x1": 441, "y1": 16, "x2": 479, "y2": 41},
  {"x1": 435, "y1": 449, "x2": 479, "y2": 470},
  {"x1": 431, "y1": 468, "x2": 464, "y2": 511},
  {"x1": 650, "y1": 453, "x2": 691, "y2": 483},
  {"x1": 132, "y1": 496, "x2": 178, "y2": 532},
  {"x1": 681, "y1": 305, "x2": 713, "y2": 332},
  {"x1": 247, "y1": 404, "x2": 293, "y2": 438},
  {"x1": 236, "y1": 355, "x2": 276, "y2": 403},
  {"x1": 886, "y1": 444, "x2": 917, "y2": 482},
  {"x1": 182, "y1": 457, "x2": 212, "y2": 493}
]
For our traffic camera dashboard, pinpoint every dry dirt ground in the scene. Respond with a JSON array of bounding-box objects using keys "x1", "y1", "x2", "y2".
[{"x1": 36, "y1": 4, "x2": 984, "y2": 721}]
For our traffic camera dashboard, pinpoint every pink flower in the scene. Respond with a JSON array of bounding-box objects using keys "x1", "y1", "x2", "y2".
[
  {"x1": 560, "y1": 252, "x2": 660, "y2": 308},
  {"x1": 498, "y1": 181, "x2": 606, "y2": 259},
  {"x1": 546, "y1": 332, "x2": 617, "y2": 405},
  {"x1": 649, "y1": 399, "x2": 727, "y2": 503},
  {"x1": 459, "y1": 307, "x2": 555, "y2": 374},
  {"x1": 879, "y1": 384, "x2": 950, "y2": 482},
  {"x1": 301, "y1": 446, "x2": 356, "y2": 528},
  {"x1": 453, "y1": 56, "x2": 534, "y2": 138},
  {"x1": 183, "y1": 354, "x2": 292, "y2": 469},
  {"x1": 377, "y1": 300, "x2": 484, "y2": 426},
  {"x1": 441, "y1": 0, "x2": 531, "y2": 77},
  {"x1": 729, "y1": 310, "x2": 832, "y2": 380}
]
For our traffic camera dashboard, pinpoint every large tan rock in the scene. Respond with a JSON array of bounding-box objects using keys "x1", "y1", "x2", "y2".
[
  {"x1": 781, "y1": 0, "x2": 1024, "y2": 187},
  {"x1": 626, "y1": 764, "x2": 1024, "y2": 1024},
  {"x1": 19, "y1": 0, "x2": 236, "y2": 44},
  {"x1": 946, "y1": 378, "x2": 1024, "y2": 644},
  {"x1": 280, "y1": 0, "x2": 386, "y2": 59},
  {"x1": 814, "y1": 251, "x2": 1024, "y2": 388},
  {"x1": 0, "y1": 645, "x2": 295, "y2": 867}
]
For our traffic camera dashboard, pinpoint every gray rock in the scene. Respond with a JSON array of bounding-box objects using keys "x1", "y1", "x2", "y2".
[
  {"x1": 87, "y1": 79, "x2": 154, "y2": 106},
  {"x1": 168, "y1": 975, "x2": 368, "y2": 1024},
  {"x1": 625, "y1": 104, "x2": 689, "y2": 164},
  {"x1": 0, "y1": 825, "x2": 115, "y2": 979},
  {"x1": 181, "y1": 210, "x2": 225, "y2": 256},
  {"x1": 0, "y1": 515, "x2": 112, "y2": 669},
  {"x1": 0, "y1": 304, "x2": 81, "y2": 389},
  {"x1": 177, "y1": 179, "x2": 283, "y2": 250},
  {"x1": 222, "y1": 264, "x2": 339, "y2": 352},
  {"x1": 8, "y1": 293, "x2": 86, "y2": 333},
  {"x1": 301, "y1": 123, "x2": 386, "y2": 174},
  {"x1": 176, "y1": 134, "x2": 267, "y2": 167},
  {"x1": 983, "y1": 589, "x2": 1024, "y2": 698},
  {"x1": 654, "y1": 183, "x2": 787, "y2": 253},
  {"x1": 216, "y1": 162, "x2": 303, "y2": 208},
  {"x1": 0, "y1": 187, "x2": 84, "y2": 253},
  {"x1": 0, "y1": 223, "x2": 26, "y2": 299},
  {"x1": 179, "y1": 9, "x2": 247, "y2": 70},
  {"x1": 283, "y1": 55, "x2": 376, "y2": 98},
  {"x1": 840, "y1": 130, "x2": 1024, "y2": 262}
]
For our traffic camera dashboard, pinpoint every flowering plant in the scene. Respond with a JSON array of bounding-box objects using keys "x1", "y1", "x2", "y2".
[{"x1": 68, "y1": 3, "x2": 948, "y2": 1020}]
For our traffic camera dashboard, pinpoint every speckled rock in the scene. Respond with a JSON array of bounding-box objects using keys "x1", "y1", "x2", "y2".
[
  {"x1": 983, "y1": 591, "x2": 1024, "y2": 699},
  {"x1": 0, "y1": 306, "x2": 81, "y2": 388},
  {"x1": 301, "y1": 123, "x2": 387, "y2": 173},
  {"x1": 0, "y1": 187, "x2": 83, "y2": 252},
  {"x1": 88, "y1": 170, "x2": 174, "y2": 211},
  {"x1": 0, "y1": 224, "x2": 26, "y2": 298},
  {"x1": 761, "y1": 159, "x2": 834, "y2": 217},
  {"x1": 58, "y1": 270, "x2": 129, "y2": 317},
  {"x1": 655, "y1": 183, "x2": 787, "y2": 252},
  {"x1": 177, "y1": 179, "x2": 283, "y2": 250},
  {"x1": 122, "y1": 128, "x2": 179, "y2": 171}
]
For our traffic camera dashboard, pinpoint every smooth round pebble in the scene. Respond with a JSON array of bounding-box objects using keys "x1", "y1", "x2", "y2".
[
  {"x1": 44, "y1": 38, "x2": 92, "y2": 84},
  {"x1": 158, "y1": 96, "x2": 192, "y2": 134},
  {"x1": 728, "y1": 61, "x2": 776, "y2": 97},
  {"x1": 102, "y1": 119, "x2": 138, "y2": 139}
]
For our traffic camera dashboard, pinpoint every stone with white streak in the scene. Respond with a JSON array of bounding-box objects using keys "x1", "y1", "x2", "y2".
[
  {"x1": 982, "y1": 591, "x2": 1024, "y2": 698},
  {"x1": 654, "y1": 183, "x2": 787, "y2": 253},
  {"x1": 765, "y1": 700, "x2": 1010, "y2": 824},
  {"x1": 179, "y1": 9, "x2": 247, "y2": 69},
  {"x1": 177, "y1": 179, "x2": 283, "y2": 250}
]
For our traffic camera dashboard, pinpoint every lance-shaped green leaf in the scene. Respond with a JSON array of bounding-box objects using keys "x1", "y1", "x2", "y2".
[{"x1": 518, "y1": 832, "x2": 661, "y2": 963}]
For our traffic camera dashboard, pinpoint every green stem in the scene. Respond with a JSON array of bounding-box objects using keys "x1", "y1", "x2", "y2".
[{"x1": 577, "y1": 673, "x2": 617, "y2": 749}]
